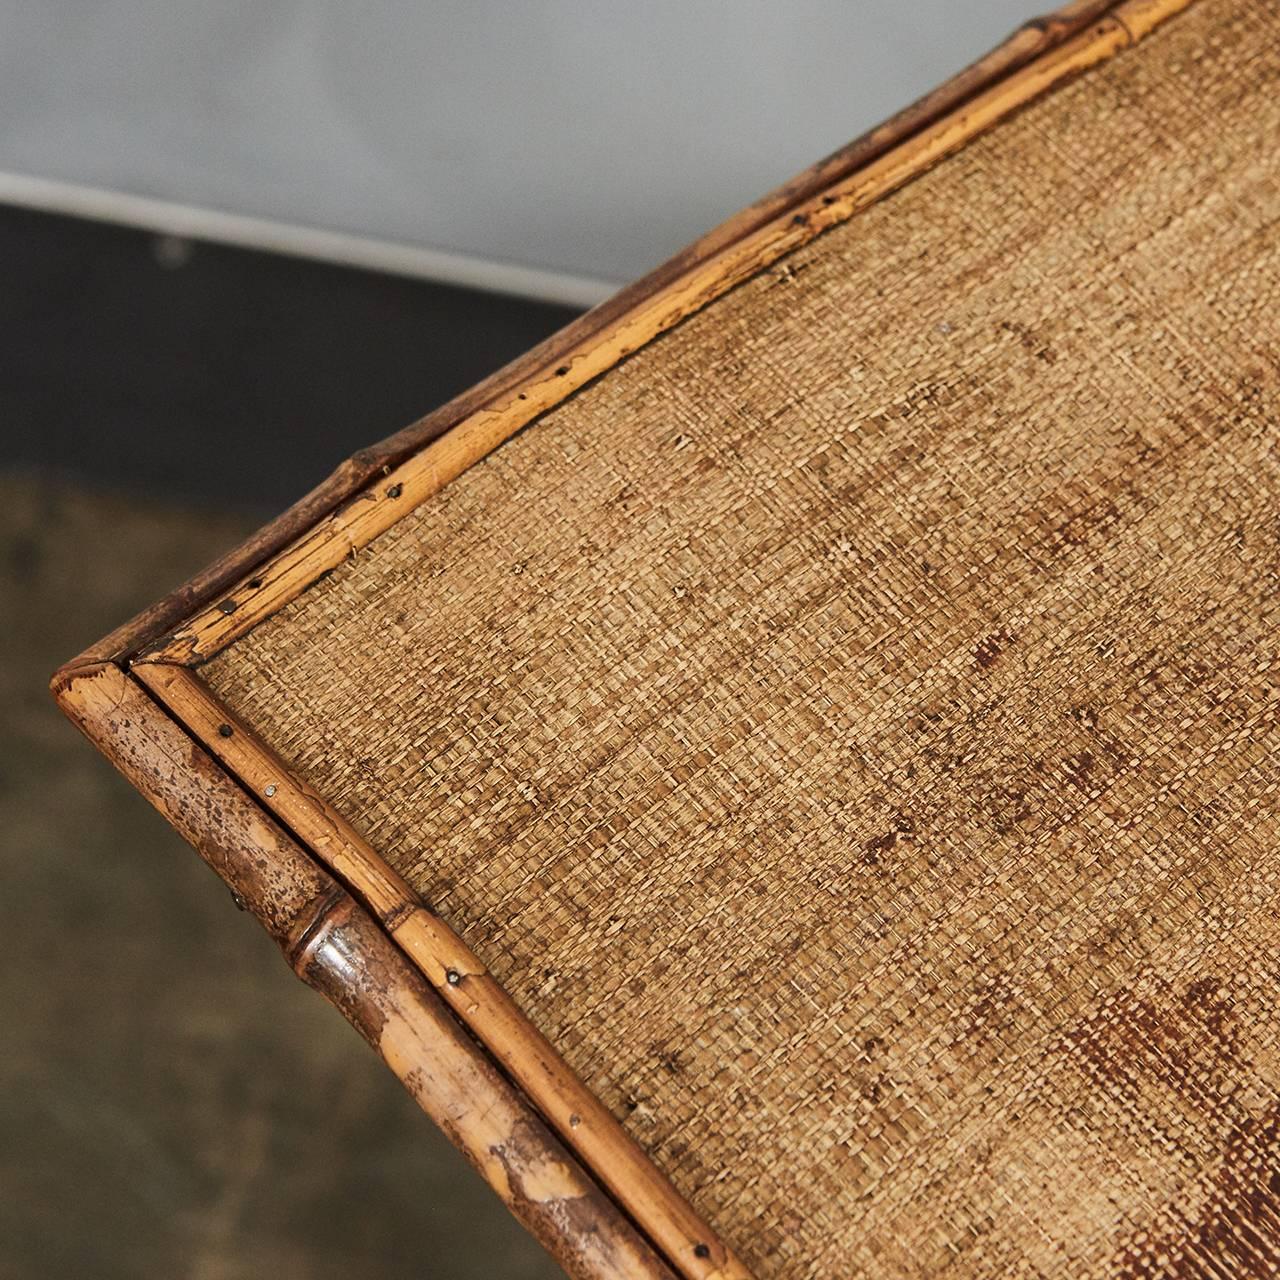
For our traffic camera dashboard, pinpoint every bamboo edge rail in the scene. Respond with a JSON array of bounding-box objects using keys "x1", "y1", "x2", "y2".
[
  {"x1": 133, "y1": 661, "x2": 753, "y2": 1280},
  {"x1": 134, "y1": 0, "x2": 1195, "y2": 671},
  {"x1": 58, "y1": 0, "x2": 1119, "y2": 677},
  {"x1": 52, "y1": 662, "x2": 674, "y2": 1280}
]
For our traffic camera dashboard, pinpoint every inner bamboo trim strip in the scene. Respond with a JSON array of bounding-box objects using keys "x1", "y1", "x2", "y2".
[
  {"x1": 59, "y1": 0, "x2": 1118, "y2": 678},
  {"x1": 133, "y1": 660, "x2": 752, "y2": 1280},
  {"x1": 54, "y1": 662, "x2": 674, "y2": 1280},
  {"x1": 136, "y1": 0, "x2": 1195, "y2": 671}
]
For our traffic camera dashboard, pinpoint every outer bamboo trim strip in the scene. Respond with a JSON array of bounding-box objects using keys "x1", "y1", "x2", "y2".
[
  {"x1": 134, "y1": 660, "x2": 752, "y2": 1280},
  {"x1": 52, "y1": 661, "x2": 675, "y2": 1280},
  {"x1": 62, "y1": 0, "x2": 1121, "y2": 678},
  {"x1": 136, "y1": 0, "x2": 1195, "y2": 670},
  {"x1": 298, "y1": 900, "x2": 677, "y2": 1280}
]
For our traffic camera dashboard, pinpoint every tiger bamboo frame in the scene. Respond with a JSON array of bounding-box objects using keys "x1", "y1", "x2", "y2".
[
  {"x1": 53, "y1": 1, "x2": 1200, "y2": 1275},
  {"x1": 132, "y1": 0, "x2": 1194, "y2": 672},
  {"x1": 57, "y1": 0, "x2": 1122, "y2": 679},
  {"x1": 134, "y1": 660, "x2": 753, "y2": 1280},
  {"x1": 53, "y1": 662, "x2": 674, "y2": 1280}
]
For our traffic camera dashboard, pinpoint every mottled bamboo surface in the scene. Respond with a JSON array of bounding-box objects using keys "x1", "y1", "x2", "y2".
[
  {"x1": 206, "y1": 2, "x2": 1280, "y2": 1275},
  {"x1": 1, "y1": 472, "x2": 561, "y2": 1280}
]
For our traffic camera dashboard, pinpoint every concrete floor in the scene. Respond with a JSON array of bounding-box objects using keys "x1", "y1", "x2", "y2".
[{"x1": 1, "y1": 469, "x2": 564, "y2": 1278}]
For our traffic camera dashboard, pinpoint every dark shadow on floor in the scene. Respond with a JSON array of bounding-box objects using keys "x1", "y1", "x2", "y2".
[
  {"x1": 0, "y1": 203, "x2": 578, "y2": 511},
  {"x1": 1, "y1": 203, "x2": 580, "y2": 1278}
]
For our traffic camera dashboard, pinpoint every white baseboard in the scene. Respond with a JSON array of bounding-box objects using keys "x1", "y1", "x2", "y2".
[{"x1": 0, "y1": 169, "x2": 619, "y2": 309}]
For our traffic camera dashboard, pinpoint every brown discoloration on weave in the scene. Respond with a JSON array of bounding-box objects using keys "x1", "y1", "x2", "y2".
[
  {"x1": 202, "y1": 1, "x2": 1280, "y2": 1275},
  {"x1": 974, "y1": 631, "x2": 1014, "y2": 669},
  {"x1": 1109, "y1": 1104, "x2": 1280, "y2": 1278},
  {"x1": 1065, "y1": 978, "x2": 1241, "y2": 1101}
]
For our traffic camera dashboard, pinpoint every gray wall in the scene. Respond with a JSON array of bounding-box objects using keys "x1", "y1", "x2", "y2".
[{"x1": 0, "y1": 1, "x2": 1038, "y2": 286}]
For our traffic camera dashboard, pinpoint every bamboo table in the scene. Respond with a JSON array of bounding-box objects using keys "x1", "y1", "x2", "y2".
[{"x1": 56, "y1": 1, "x2": 1280, "y2": 1275}]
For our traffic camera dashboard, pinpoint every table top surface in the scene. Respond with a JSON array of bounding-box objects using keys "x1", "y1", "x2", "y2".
[{"x1": 60, "y1": 3, "x2": 1280, "y2": 1276}]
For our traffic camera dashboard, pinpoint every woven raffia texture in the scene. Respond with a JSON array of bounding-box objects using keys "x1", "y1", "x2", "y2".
[{"x1": 207, "y1": 3, "x2": 1280, "y2": 1274}]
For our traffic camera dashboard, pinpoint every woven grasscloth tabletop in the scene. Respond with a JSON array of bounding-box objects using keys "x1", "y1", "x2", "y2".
[{"x1": 202, "y1": 2, "x2": 1278, "y2": 1274}]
